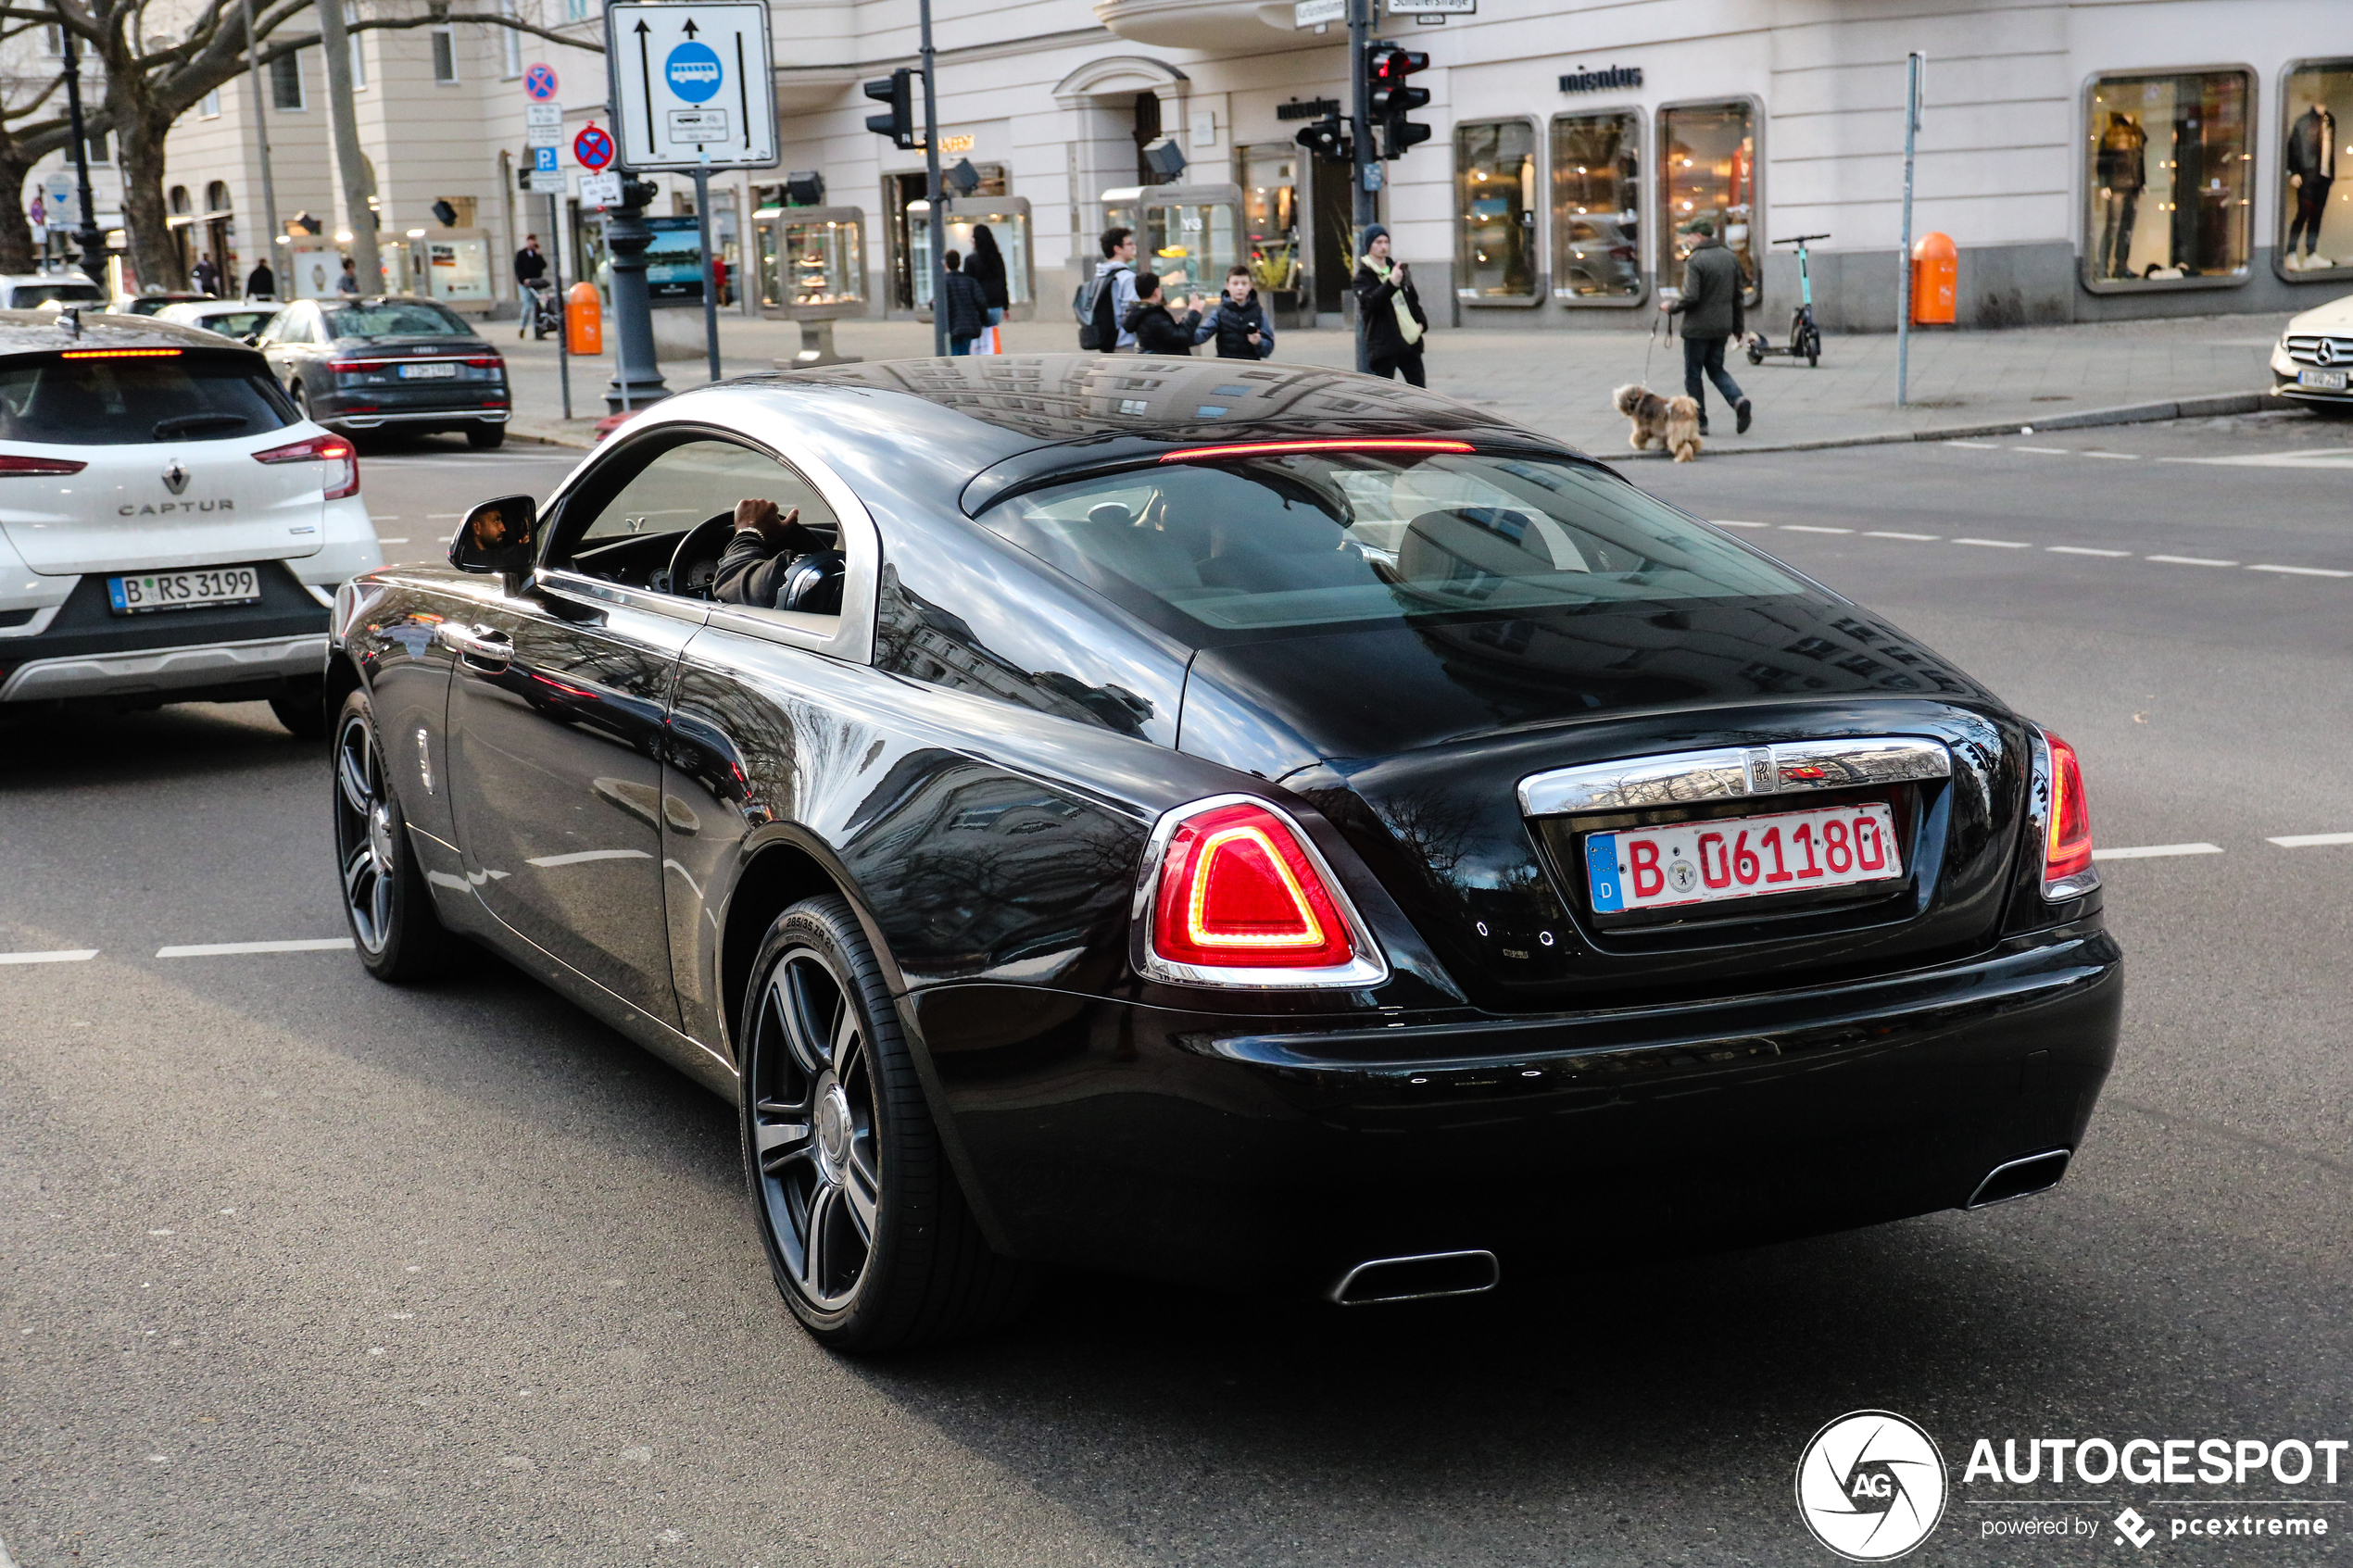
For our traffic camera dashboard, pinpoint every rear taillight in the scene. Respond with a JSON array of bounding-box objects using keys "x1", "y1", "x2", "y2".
[
  {"x1": 0, "y1": 453, "x2": 86, "y2": 476},
  {"x1": 464, "y1": 356, "x2": 502, "y2": 371},
  {"x1": 2037, "y1": 727, "x2": 2097, "y2": 900},
  {"x1": 255, "y1": 433, "x2": 360, "y2": 500},
  {"x1": 1139, "y1": 797, "x2": 1386, "y2": 986}
]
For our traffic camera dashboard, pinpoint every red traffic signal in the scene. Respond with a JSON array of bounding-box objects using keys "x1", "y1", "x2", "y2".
[
  {"x1": 1366, "y1": 44, "x2": 1428, "y2": 87},
  {"x1": 1365, "y1": 43, "x2": 1431, "y2": 159}
]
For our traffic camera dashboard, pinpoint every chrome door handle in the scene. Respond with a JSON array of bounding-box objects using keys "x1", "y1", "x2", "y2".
[{"x1": 438, "y1": 623, "x2": 513, "y2": 671}]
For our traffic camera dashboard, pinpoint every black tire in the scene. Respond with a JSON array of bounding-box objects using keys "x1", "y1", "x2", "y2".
[
  {"x1": 1745, "y1": 339, "x2": 1764, "y2": 366},
  {"x1": 270, "y1": 674, "x2": 328, "y2": 739},
  {"x1": 467, "y1": 423, "x2": 506, "y2": 451},
  {"x1": 740, "y1": 895, "x2": 1034, "y2": 1351},
  {"x1": 333, "y1": 688, "x2": 464, "y2": 982}
]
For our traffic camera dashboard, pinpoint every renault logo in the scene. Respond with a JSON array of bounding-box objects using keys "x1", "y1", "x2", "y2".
[
  {"x1": 2318, "y1": 338, "x2": 2341, "y2": 367},
  {"x1": 162, "y1": 460, "x2": 190, "y2": 495}
]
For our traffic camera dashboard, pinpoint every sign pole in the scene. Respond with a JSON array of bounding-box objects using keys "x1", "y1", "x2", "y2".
[
  {"x1": 1896, "y1": 51, "x2": 1922, "y2": 408},
  {"x1": 236, "y1": 0, "x2": 282, "y2": 294},
  {"x1": 1348, "y1": 0, "x2": 1375, "y2": 373},
  {"x1": 695, "y1": 153, "x2": 721, "y2": 381},
  {"x1": 918, "y1": 0, "x2": 946, "y2": 357},
  {"x1": 550, "y1": 191, "x2": 572, "y2": 420}
]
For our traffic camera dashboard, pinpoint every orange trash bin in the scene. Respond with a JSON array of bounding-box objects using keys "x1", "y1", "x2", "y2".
[
  {"x1": 565, "y1": 282, "x2": 603, "y2": 356},
  {"x1": 1911, "y1": 232, "x2": 1957, "y2": 325}
]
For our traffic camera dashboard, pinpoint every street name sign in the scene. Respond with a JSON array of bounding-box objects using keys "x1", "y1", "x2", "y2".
[
  {"x1": 607, "y1": 1, "x2": 778, "y2": 170},
  {"x1": 1387, "y1": 0, "x2": 1475, "y2": 12},
  {"x1": 1293, "y1": 0, "x2": 1345, "y2": 26}
]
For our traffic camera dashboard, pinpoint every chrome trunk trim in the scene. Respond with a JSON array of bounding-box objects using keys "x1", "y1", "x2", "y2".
[{"x1": 1516, "y1": 735, "x2": 1951, "y2": 817}]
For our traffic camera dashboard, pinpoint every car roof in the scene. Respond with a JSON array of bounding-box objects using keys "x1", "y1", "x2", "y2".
[
  {"x1": 0, "y1": 272, "x2": 96, "y2": 286},
  {"x1": 0, "y1": 308, "x2": 268, "y2": 352}
]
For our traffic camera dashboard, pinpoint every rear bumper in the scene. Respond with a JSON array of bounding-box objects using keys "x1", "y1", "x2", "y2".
[
  {"x1": 335, "y1": 408, "x2": 510, "y2": 431},
  {"x1": 911, "y1": 923, "x2": 2122, "y2": 1294},
  {"x1": 0, "y1": 563, "x2": 328, "y2": 705},
  {"x1": 0, "y1": 631, "x2": 324, "y2": 701}
]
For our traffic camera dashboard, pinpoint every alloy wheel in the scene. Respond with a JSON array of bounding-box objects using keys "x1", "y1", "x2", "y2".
[
  {"x1": 333, "y1": 710, "x2": 396, "y2": 955},
  {"x1": 749, "y1": 948, "x2": 881, "y2": 1311}
]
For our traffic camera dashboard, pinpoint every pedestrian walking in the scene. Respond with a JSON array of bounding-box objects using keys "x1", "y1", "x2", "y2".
[
  {"x1": 1662, "y1": 218, "x2": 1753, "y2": 435},
  {"x1": 938, "y1": 249, "x2": 989, "y2": 356},
  {"x1": 336, "y1": 257, "x2": 360, "y2": 295},
  {"x1": 1192, "y1": 263, "x2": 1276, "y2": 359},
  {"x1": 1353, "y1": 225, "x2": 1427, "y2": 385},
  {"x1": 191, "y1": 252, "x2": 221, "y2": 297},
  {"x1": 514, "y1": 234, "x2": 547, "y2": 292},
  {"x1": 1123, "y1": 271, "x2": 1201, "y2": 356},
  {"x1": 245, "y1": 258, "x2": 277, "y2": 299},
  {"x1": 965, "y1": 224, "x2": 1010, "y2": 329},
  {"x1": 1079, "y1": 227, "x2": 1139, "y2": 351}
]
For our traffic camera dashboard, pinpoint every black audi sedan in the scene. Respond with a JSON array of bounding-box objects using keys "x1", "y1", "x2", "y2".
[
  {"x1": 256, "y1": 295, "x2": 509, "y2": 447},
  {"x1": 325, "y1": 356, "x2": 2119, "y2": 1349}
]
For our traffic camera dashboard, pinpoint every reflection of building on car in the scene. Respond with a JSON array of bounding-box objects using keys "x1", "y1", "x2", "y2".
[{"x1": 0, "y1": 312, "x2": 379, "y2": 735}]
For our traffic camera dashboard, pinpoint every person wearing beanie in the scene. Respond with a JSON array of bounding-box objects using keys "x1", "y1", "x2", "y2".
[
  {"x1": 1353, "y1": 224, "x2": 1428, "y2": 385},
  {"x1": 1662, "y1": 217, "x2": 1753, "y2": 435}
]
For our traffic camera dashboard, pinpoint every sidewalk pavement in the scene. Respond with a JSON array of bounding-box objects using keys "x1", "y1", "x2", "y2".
[{"x1": 500, "y1": 309, "x2": 2287, "y2": 457}]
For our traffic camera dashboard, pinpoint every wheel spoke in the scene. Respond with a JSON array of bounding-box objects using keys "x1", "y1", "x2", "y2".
[
  {"x1": 776, "y1": 964, "x2": 831, "y2": 1076},
  {"x1": 840, "y1": 1160, "x2": 878, "y2": 1246},
  {"x1": 370, "y1": 871, "x2": 394, "y2": 947},
  {"x1": 753, "y1": 1114, "x2": 811, "y2": 1174},
  {"x1": 830, "y1": 1003, "x2": 862, "y2": 1086},
  {"x1": 337, "y1": 741, "x2": 372, "y2": 816},
  {"x1": 799, "y1": 1183, "x2": 837, "y2": 1293},
  {"x1": 342, "y1": 842, "x2": 376, "y2": 907}
]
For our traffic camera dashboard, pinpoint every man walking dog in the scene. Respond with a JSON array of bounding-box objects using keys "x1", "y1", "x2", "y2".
[{"x1": 1662, "y1": 219, "x2": 1753, "y2": 436}]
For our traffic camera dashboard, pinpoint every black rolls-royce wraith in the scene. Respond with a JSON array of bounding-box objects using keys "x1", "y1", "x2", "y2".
[{"x1": 324, "y1": 355, "x2": 2120, "y2": 1349}]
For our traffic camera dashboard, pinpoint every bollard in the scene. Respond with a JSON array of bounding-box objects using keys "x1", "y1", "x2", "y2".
[
  {"x1": 566, "y1": 282, "x2": 603, "y2": 357},
  {"x1": 1911, "y1": 232, "x2": 1957, "y2": 325}
]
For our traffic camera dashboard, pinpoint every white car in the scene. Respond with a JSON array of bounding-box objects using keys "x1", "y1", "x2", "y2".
[
  {"x1": 2270, "y1": 291, "x2": 2353, "y2": 415},
  {"x1": 151, "y1": 298, "x2": 283, "y2": 344},
  {"x1": 0, "y1": 310, "x2": 382, "y2": 734},
  {"x1": 0, "y1": 272, "x2": 105, "y2": 310}
]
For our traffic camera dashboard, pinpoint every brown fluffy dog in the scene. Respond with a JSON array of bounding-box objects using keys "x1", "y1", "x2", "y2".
[{"x1": 1613, "y1": 383, "x2": 1704, "y2": 462}]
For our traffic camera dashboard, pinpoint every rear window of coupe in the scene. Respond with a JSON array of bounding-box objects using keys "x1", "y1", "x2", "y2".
[
  {"x1": 979, "y1": 449, "x2": 1810, "y2": 636},
  {"x1": 0, "y1": 353, "x2": 296, "y2": 444}
]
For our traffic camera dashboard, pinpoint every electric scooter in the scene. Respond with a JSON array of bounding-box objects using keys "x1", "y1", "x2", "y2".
[{"x1": 1745, "y1": 233, "x2": 1829, "y2": 367}]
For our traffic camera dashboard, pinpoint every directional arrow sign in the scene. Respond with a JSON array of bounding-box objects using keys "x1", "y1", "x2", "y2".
[{"x1": 607, "y1": 1, "x2": 776, "y2": 171}]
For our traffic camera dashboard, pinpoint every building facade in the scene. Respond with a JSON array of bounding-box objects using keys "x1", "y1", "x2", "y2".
[{"x1": 147, "y1": 0, "x2": 2350, "y2": 333}]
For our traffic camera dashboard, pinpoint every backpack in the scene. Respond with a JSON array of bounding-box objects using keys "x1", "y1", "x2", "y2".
[{"x1": 1076, "y1": 263, "x2": 1127, "y2": 351}]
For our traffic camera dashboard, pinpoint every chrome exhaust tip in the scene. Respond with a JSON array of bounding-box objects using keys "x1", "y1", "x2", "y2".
[
  {"x1": 1966, "y1": 1148, "x2": 2072, "y2": 1210},
  {"x1": 1328, "y1": 1249, "x2": 1500, "y2": 1306}
]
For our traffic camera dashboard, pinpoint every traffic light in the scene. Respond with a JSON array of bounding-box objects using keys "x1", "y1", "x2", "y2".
[
  {"x1": 863, "y1": 69, "x2": 919, "y2": 149},
  {"x1": 1292, "y1": 107, "x2": 1350, "y2": 164},
  {"x1": 1365, "y1": 43, "x2": 1431, "y2": 159}
]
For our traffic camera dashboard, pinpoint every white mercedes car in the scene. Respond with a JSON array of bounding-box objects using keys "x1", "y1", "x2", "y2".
[
  {"x1": 2271, "y1": 290, "x2": 2353, "y2": 416},
  {"x1": 0, "y1": 309, "x2": 381, "y2": 735}
]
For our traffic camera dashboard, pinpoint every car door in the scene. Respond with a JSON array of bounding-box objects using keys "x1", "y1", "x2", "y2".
[
  {"x1": 256, "y1": 304, "x2": 311, "y2": 395},
  {"x1": 441, "y1": 438, "x2": 752, "y2": 1027}
]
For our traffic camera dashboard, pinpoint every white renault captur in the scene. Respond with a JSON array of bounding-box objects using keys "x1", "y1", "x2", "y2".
[{"x1": 0, "y1": 308, "x2": 380, "y2": 735}]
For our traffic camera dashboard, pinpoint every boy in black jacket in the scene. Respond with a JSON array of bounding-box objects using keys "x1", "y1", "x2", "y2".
[
  {"x1": 1122, "y1": 271, "x2": 1202, "y2": 356},
  {"x1": 1191, "y1": 264, "x2": 1277, "y2": 359}
]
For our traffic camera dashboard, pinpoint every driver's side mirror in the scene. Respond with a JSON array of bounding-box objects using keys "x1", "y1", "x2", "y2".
[{"x1": 449, "y1": 495, "x2": 538, "y2": 595}]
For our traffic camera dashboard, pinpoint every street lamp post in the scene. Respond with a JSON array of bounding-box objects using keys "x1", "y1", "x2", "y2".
[
  {"x1": 53, "y1": 6, "x2": 107, "y2": 282},
  {"x1": 236, "y1": 0, "x2": 283, "y2": 295},
  {"x1": 918, "y1": 0, "x2": 945, "y2": 358}
]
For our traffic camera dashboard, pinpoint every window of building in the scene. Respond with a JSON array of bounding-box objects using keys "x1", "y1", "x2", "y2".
[
  {"x1": 43, "y1": 21, "x2": 62, "y2": 55},
  {"x1": 431, "y1": 5, "x2": 459, "y2": 83},
  {"x1": 199, "y1": 89, "x2": 222, "y2": 118},
  {"x1": 565, "y1": 0, "x2": 590, "y2": 22},
  {"x1": 2085, "y1": 69, "x2": 2252, "y2": 289},
  {"x1": 498, "y1": 0, "x2": 522, "y2": 79},
  {"x1": 1659, "y1": 101, "x2": 1755, "y2": 303},
  {"x1": 2281, "y1": 59, "x2": 2352, "y2": 277},
  {"x1": 1240, "y1": 144, "x2": 1300, "y2": 300},
  {"x1": 271, "y1": 49, "x2": 305, "y2": 111},
  {"x1": 1552, "y1": 109, "x2": 1642, "y2": 302},
  {"x1": 1454, "y1": 119, "x2": 1538, "y2": 300},
  {"x1": 85, "y1": 130, "x2": 109, "y2": 164}
]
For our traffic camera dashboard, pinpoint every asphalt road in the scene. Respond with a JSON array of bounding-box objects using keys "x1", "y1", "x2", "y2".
[{"x1": 4, "y1": 414, "x2": 2349, "y2": 1566}]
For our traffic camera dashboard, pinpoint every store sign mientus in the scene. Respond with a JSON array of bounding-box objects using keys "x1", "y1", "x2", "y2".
[{"x1": 1560, "y1": 66, "x2": 1643, "y2": 92}]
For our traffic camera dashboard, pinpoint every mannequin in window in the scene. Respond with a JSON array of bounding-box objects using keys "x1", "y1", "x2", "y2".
[
  {"x1": 2286, "y1": 98, "x2": 2338, "y2": 270},
  {"x1": 2095, "y1": 110, "x2": 2148, "y2": 280}
]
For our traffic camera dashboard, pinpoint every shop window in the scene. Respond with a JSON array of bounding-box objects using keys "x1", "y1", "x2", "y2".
[
  {"x1": 1658, "y1": 102, "x2": 1755, "y2": 302},
  {"x1": 1241, "y1": 144, "x2": 1301, "y2": 299},
  {"x1": 2281, "y1": 59, "x2": 2352, "y2": 277},
  {"x1": 2084, "y1": 70, "x2": 2251, "y2": 289},
  {"x1": 1454, "y1": 119, "x2": 1538, "y2": 300},
  {"x1": 1552, "y1": 109, "x2": 1642, "y2": 302}
]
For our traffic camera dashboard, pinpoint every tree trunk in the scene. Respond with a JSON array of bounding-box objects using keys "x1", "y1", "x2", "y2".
[
  {"x1": 117, "y1": 104, "x2": 187, "y2": 291},
  {"x1": 0, "y1": 156, "x2": 36, "y2": 274}
]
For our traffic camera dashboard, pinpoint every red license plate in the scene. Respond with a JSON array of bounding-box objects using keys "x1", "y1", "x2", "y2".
[{"x1": 1586, "y1": 802, "x2": 1902, "y2": 913}]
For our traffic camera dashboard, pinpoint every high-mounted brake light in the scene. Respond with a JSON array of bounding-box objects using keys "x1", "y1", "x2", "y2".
[
  {"x1": 60, "y1": 346, "x2": 182, "y2": 359},
  {"x1": 254, "y1": 433, "x2": 360, "y2": 500},
  {"x1": 1137, "y1": 797, "x2": 1389, "y2": 987},
  {"x1": 1158, "y1": 438, "x2": 1474, "y2": 463},
  {"x1": 2037, "y1": 728, "x2": 2096, "y2": 900},
  {"x1": 0, "y1": 453, "x2": 86, "y2": 476}
]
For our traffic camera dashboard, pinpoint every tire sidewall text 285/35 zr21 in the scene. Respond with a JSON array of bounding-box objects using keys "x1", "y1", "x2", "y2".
[
  {"x1": 739, "y1": 895, "x2": 1033, "y2": 1351},
  {"x1": 333, "y1": 688, "x2": 463, "y2": 983}
]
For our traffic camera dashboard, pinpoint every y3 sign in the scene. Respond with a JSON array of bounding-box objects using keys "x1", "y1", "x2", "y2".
[{"x1": 606, "y1": 1, "x2": 778, "y2": 171}]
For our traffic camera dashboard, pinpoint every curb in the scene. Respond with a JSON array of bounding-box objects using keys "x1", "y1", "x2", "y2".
[{"x1": 1616, "y1": 390, "x2": 2272, "y2": 458}]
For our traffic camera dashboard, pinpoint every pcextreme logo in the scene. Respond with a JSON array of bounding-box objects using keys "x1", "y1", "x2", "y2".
[{"x1": 1796, "y1": 1410, "x2": 1949, "y2": 1561}]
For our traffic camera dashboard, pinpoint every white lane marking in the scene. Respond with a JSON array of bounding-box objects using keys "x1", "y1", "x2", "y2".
[
  {"x1": 2082, "y1": 451, "x2": 2141, "y2": 459},
  {"x1": 0, "y1": 948, "x2": 98, "y2": 965},
  {"x1": 1952, "y1": 537, "x2": 2034, "y2": 548},
  {"x1": 1713, "y1": 520, "x2": 1769, "y2": 529},
  {"x1": 2091, "y1": 843, "x2": 2223, "y2": 861},
  {"x1": 2268, "y1": 832, "x2": 2353, "y2": 848},
  {"x1": 1780, "y1": 524, "x2": 1853, "y2": 534},
  {"x1": 376, "y1": 537, "x2": 410, "y2": 545},
  {"x1": 426, "y1": 513, "x2": 464, "y2": 520},
  {"x1": 2247, "y1": 563, "x2": 2353, "y2": 578},
  {"x1": 1866, "y1": 530, "x2": 1939, "y2": 540},
  {"x1": 156, "y1": 938, "x2": 356, "y2": 958},
  {"x1": 2048, "y1": 546, "x2": 2131, "y2": 558},
  {"x1": 2011, "y1": 445, "x2": 2070, "y2": 455},
  {"x1": 1944, "y1": 440, "x2": 2002, "y2": 449},
  {"x1": 2145, "y1": 554, "x2": 2238, "y2": 567},
  {"x1": 2163, "y1": 447, "x2": 2353, "y2": 468},
  {"x1": 523, "y1": 849, "x2": 656, "y2": 868},
  {"x1": 370, "y1": 515, "x2": 401, "y2": 521}
]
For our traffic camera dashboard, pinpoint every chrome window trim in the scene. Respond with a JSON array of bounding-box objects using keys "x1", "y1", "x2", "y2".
[
  {"x1": 1516, "y1": 735, "x2": 1951, "y2": 818},
  {"x1": 1131, "y1": 793, "x2": 1390, "y2": 991}
]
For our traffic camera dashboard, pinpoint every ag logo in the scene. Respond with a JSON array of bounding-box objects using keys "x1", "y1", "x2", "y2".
[{"x1": 1794, "y1": 1410, "x2": 1947, "y2": 1561}]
